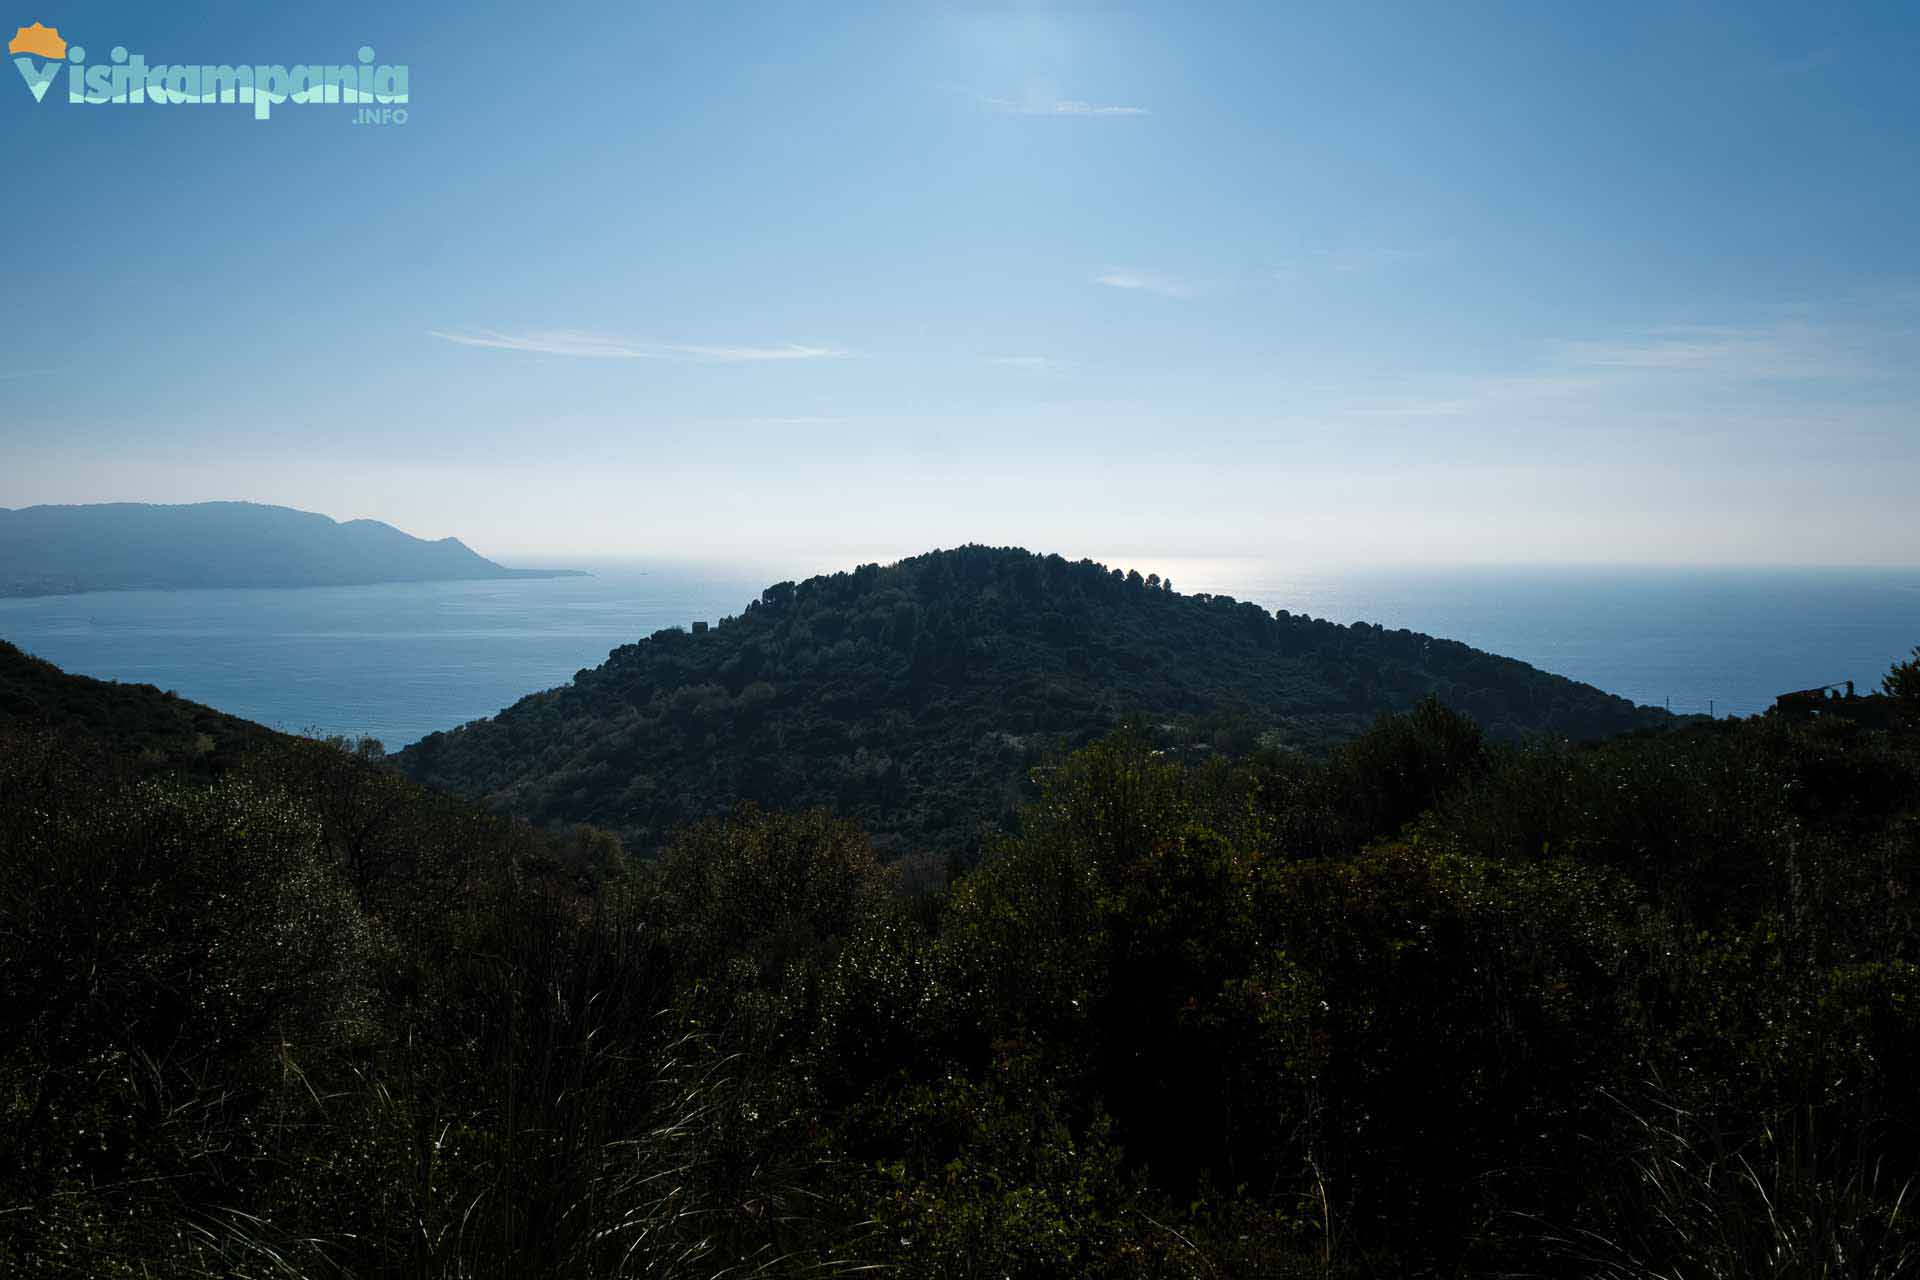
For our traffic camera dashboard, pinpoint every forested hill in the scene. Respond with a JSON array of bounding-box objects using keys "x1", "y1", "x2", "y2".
[
  {"x1": 397, "y1": 544, "x2": 1669, "y2": 858},
  {"x1": 0, "y1": 638, "x2": 281, "y2": 772},
  {"x1": 0, "y1": 501, "x2": 583, "y2": 596},
  {"x1": 6, "y1": 589, "x2": 1918, "y2": 1274}
]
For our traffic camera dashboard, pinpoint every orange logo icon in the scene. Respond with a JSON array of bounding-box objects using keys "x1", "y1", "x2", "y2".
[{"x1": 8, "y1": 21, "x2": 64, "y2": 60}]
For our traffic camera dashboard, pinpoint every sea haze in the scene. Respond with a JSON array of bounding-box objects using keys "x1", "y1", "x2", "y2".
[{"x1": 0, "y1": 560, "x2": 1914, "y2": 747}]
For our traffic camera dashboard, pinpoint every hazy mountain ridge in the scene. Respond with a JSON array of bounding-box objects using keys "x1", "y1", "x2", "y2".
[
  {"x1": 396, "y1": 543, "x2": 1671, "y2": 858},
  {"x1": 0, "y1": 501, "x2": 583, "y2": 596}
]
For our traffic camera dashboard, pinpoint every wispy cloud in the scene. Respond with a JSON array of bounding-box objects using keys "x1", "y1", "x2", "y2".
[
  {"x1": 1554, "y1": 324, "x2": 1861, "y2": 378},
  {"x1": 992, "y1": 355, "x2": 1065, "y2": 371},
  {"x1": 743, "y1": 415, "x2": 845, "y2": 425},
  {"x1": 1342, "y1": 402, "x2": 1471, "y2": 418},
  {"x1": 1051, "y1": 99, "x2": 1149, "y2": 116},
  {"x1": 429, "y1": 329, "x2": 849, "y2": 363},
  {"x1": 1093, "y1": 269, "x2": 1190, "y2": 297},
  {"x1": 1298, "y1": 247, "x2": 1427, "y2": 275},
  {"x1": 982, "y1": 94, "x2": 1150, "y2": 117},
  {"x1": 1339, "y1": 316, "x2": 1884, "y2": 421},
  {"x1": 668, "y1": 342, "x2": 850, "y2": 362},
  {"x1": 0, "y1": 367, "x2": 59, "y2": 382}
]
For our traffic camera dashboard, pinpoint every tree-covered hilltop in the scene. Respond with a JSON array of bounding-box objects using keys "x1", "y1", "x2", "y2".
[
  {"x1": 0, "y1": 501, "x2": 584, "y2": 597},
  {"x1": 398, "y1": 544, "x2": 1669, "y2": 858},
  {"x1": 4, "y1": 644, "x2": 1918, "y2": 1277},
  {"x1": 0, "y1": 637, "x2": 281, "y2": 772}
]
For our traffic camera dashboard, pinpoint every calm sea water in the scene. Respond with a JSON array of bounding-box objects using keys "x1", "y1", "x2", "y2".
[
  {"x1": 1167, "y1": 562, "x2": 1920, "y2": 722},
  {"x1": 1, "y1": 559, "x2": 1916, "y2": 747},
  {"x1": 0, "y1": 563, "x2": 797, "y2": 749}
]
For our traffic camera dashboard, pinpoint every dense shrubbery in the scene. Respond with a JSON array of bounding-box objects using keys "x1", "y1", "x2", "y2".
[
  {"x1": 397, "y1": 546, "x2": 1667, "y2": 860},
  {"x1": 3, "y1": 645, "x2": 1917, "y2": 1276}
]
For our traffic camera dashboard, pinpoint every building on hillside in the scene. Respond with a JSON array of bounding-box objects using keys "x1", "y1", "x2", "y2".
[{"x1": 1773, "y1": 681, "x2": 1900, "y2": 728}]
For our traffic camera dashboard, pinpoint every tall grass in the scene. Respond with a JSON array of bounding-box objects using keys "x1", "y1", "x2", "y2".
[{"x1": 1543, "y1": 1091, "x2": 1917, "y2": 1279}]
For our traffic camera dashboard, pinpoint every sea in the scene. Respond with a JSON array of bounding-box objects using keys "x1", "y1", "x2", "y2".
[{"x1": 1, "y1": 559, "x2": 1915, "y2": 749}]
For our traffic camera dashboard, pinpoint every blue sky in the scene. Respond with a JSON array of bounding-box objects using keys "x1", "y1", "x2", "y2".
[{"x1": 1, "y1": 0, "x2": 1916, "y2": 566}]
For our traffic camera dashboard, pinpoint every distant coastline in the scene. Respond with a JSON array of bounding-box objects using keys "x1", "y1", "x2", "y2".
[
  {"x1": 0, "y1": 501, "x2": 587, "y2": 597},
  {"x1": 0, "y1": 568, "x2": 591, "y2": 600}
]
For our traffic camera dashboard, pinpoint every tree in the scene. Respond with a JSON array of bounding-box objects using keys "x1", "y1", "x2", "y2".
[{"x1": 1885, "y1": 645, "x2": 1920, "y2": 715}]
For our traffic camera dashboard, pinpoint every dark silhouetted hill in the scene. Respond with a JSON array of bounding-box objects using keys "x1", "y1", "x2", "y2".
[
  {"x1": 0, "y1": 501, "x2": 583, "y2": 596},
  {"x1": 0, "y1": 637, "x2": 283, "y2": 771},
  {"x1": 395, "y1": 544, "x2": 1670, "y2": 858}
]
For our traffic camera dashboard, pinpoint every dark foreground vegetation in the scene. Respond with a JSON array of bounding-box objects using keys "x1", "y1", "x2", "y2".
[
  {"x1": 399, "y1": 545, "x2": 1667, "y2": 861},
  {"x1": 4, "y1": 643, "x2": 1918, "y2": 1276}
]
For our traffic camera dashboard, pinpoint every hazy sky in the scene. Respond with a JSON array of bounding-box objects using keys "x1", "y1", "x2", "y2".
[{"x1": 2, "y1": 1, "x2": 1917, "y2": 566}]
